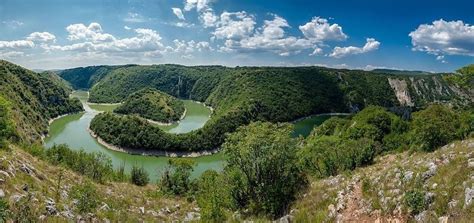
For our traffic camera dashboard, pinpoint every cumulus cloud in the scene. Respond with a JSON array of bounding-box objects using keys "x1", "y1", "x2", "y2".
[
  {"x1": 66, "y1": 23, "x2": 116, "y2": 42},
  {"x1": 299, "y1": 17, "x2": 347, "y2": 42},
  {"x1": 409, "y1": 19, "x2": 474, "y2": 56},
  {"x1": 213, "y1": 11, "x2": 256, "y2": 40},
  {"x1": 218, "y1": 14, "x2": 314, "y2": 56},
  {"x1": 184, "y1": 0, "x2": 214, "y2": 12},
  {"x1": 329, "y1": 38, "x2": 380, "y2": 58},
  {"x1": 200, "y1": 10, "x2": 219, "y2": 28},
  {"x1": 0, "y1": 40, "x2": 35, "y2": 50},
  {"x1": 50, "y1": 23, "x2": 164, "y2": 55},
  {"x1": 27, "y1": 32, "x2": 56, "y2": 42},
  {"x1": 172, "y1": 8, "x2": 185, "y2": 20}
]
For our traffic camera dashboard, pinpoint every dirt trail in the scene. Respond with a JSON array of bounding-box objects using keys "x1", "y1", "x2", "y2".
[{"x1": 338, "y1": 180, "x2": 406, "y2": 222}]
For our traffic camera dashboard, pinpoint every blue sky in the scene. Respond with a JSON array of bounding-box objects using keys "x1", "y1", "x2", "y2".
[{"x1": 0, "y1": 0, "x2": 473, "y2": 71}]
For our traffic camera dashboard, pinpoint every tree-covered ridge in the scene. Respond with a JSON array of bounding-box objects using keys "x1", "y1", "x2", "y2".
[
  {"x1": 114, "y1": 88, "x2": 185, "y2": 123},
  {"x1": 81, "y1": 64, "x2": 473, "y2": 152},
  {"x1": 58, "y1": 65, "x2": 136, "y2": 90},
  {"x1": 88, "y1": 64, "x2": 232, "y2": 103},
  {"x1": 0, "y1": 60, "x2": 83, "y2": 142},
  {"x1": 444, "y1": 64, "x2": 474, "y2": 93}
]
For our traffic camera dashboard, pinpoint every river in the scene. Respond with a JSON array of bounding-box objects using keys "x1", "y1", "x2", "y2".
[
  {"x1": 44, "y1": 91, "x2": 224, "y2": 182},
  {"x1": 44, "y1": 91, "x2": 336, "y2": 181}
]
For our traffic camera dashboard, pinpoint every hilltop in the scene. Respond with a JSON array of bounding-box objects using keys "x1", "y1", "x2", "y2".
[{"x1": 114, "y1": 88, "x2": 185, "y2": 123}]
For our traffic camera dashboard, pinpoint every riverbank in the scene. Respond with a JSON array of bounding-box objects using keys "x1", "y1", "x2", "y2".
[
  {"x1": 146, "y1": 108, "x2": 188, "y2": 126},
  {"x1": 290, "y1": 112, "x2": 352, "y2": 123},
  {"x1": 41, "y1": 111, "x2": 84, "y2": 142},
  {"x1": 87, "y1": 127, "x2": 220, "y2": 158}
]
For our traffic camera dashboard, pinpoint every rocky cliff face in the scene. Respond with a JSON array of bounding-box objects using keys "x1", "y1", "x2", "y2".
[
  {"x1": 388, "y1": 78, "x2": 414, "y2": 107},
  {"x1": 388, "y1": 75, "x2": 472, "y2": 108}
]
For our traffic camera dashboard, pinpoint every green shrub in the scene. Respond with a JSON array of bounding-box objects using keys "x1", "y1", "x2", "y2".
[
  {"x1": 410, "y1": 105, "x2": 461, "y2": 151},
  {"x1": 11, "y1": 193, "x2": 36, "y2": 223},
  {"x1": 404, "y1": 190, "x2": 426, "y2": 214},
  {"x1": 196, "y1": 170, "x2": 231, "y2": 222},
  {"x1": 298, "y1": 136, "x2": 376, "y2": 178},
  {"x1": 45, "y1": 145, "x2": 114, "y2": 183},
  {"x1": 223, "y1": 122, "x2": 306, "y2": 218},
  {"x1": 0, "y1": 198, "x2": 9, "y2": 223},
  {"x1": 160, "y1": 158, "x2": 195, "y2": 196},
  {"x1": 344, "y1": 106, "x2": 395, "y2": 142},
  {"x1": 130, "y1": 165, "x2": 149, "y2": 186},
  {"x1": 71, "y1": 181, "x2": 100, "y2": 214},
  {"x1": 311, "y1": 117, "x2": 350, "y2": 137}
]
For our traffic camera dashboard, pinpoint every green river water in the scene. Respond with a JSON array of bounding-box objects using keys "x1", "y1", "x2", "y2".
[{"x1": 44, "y1": 91, "x2": 333, "y2": 181}]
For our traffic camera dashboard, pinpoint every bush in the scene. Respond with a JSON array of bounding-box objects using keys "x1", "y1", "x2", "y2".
[
  {"x1": 196, "y1": 170, "x2": 231, "y2": 222},
  {"x1": 45, "y1": 145, "x2": 114, "y2": 183},
  {"x1": 298, "y1": 136, "x2": 376, "y2": 178},
  {"x1": 160, "y1": 158, "x2": 196, "y2": 196},
  {"x1": 223, "y1": 122, "x2": 306, "y2": 218},
  {"x1": 0, "y1": 97, "x2": 15, "y2": 149},
  {"x1": 310, "y1": 117, "x2": 349, "y2": 137},
  {"x1": 404, "y1": 190, "x2": 426, "y2": 214},
  {"x1": 410, "y1": 105, "x2": 461, "y2": 151},
  {"x1": 71, "y1": 181, "x2": 100, "y2": 214},
  {"x1": 10, "y1": 193, "x2": 37, "y2": 222},
  {"x1": 131, "y1": 165, "x2": 149, "y2": 186},
  {"x1": 344, "y1": 106, "x2": 395, "y2": 142},
  {"x1": 0, "y1": 198, "x2": 9, "y2": 222}
]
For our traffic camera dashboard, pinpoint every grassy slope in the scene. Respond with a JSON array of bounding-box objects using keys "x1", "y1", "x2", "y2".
[
  {"x1": 0, "y1": 145, "x2": 197, "y2": 222},
  {"x1": 292, "y1": 138, "x2": 474, "y2": 222}
]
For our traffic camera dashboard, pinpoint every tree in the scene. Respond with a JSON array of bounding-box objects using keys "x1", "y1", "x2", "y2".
[
  {"x1": 196, "y1": 170, "x2": 231, "y2": 222},
  {"x1": 410, "y1": 104, "x2": 461, "y2": 151},
  {"x1": 160, "y1": 158, "x2": 196, "y2": 195},
  {"x1": 131, "y1": 165, "x2": 149, "y2": 186},
  {"x1": 71, "y1": 181, "x2": 100, "y2": 214},
  {"x1": 0, "y1": 97, "x2": 15, "y2": 149},
  {"x1": 223, "y1": 122, "x2": 306, "y2": 218}
]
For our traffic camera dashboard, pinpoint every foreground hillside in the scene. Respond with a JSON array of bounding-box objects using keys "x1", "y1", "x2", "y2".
[
  {"x1": 293, "y1": 139, "x2": 474, "y2": 222},
  {"x1": 0, "y1": 136, "x2": 472, "y2": 222}
]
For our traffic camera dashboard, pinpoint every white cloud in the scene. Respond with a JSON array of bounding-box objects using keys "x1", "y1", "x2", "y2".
[
  {"x1": 299, "y1": 17, "x2": 347, "y2": 42},
  {"x1": 409, "y1": 19, "x2": 474, "y2": 56},
  {"x1": 329, "y1": 38, "x2": 380, "y2": 58},
  {"x1": 0, "y1": 40, "x2": 35, "y2": 50},
  {"x1": 172, "y1": 8, "x2": 185, "y2": 20},
  {"x1": 213, "y1": 11, "x2": 256, "y2": 40},
  {"x1": 66, "y1": 23, "x2": 116, "y2": 42},
  {"x1": 124, "y1": 12, "x2": 147, "y2": 23},
  {"x1": 27, "y1": 32, "x2": 56, "y2": 42},
  {"x1": 184, "y1": 0, "x2": 214, "y2": 12},
  {"x1": 124, "y1": 26, "x2": 131, "y2": 30},
  {"x1": 51, "y1": 24, "x2": 165, "y2": 55},
  {"x1": 200, "y1": 10, "x2": 218, "y2": 28},
  {"x1": 218, "y1": 14, "x2": 314, "y2": 56},
  {"x1": 309, "y1": 47, "x2": 323, "y2": 56}
]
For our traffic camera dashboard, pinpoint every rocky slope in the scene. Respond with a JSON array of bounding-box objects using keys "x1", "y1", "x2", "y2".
[
  {"x1": 291, "y1": 138, "x2": 474, "y2": 222},
  {"x1": 0, "y1": 145, "x2": 200, "y2": 222}
]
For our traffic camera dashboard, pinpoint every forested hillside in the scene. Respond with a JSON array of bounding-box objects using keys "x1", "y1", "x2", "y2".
[
  {"x1": 0, "y1": 60, "x2": 83, "y2": 142},
  {"x1": 114, "y1": 88, "x2": 185, "y2": 123},
  {"x1": 67, "y1": 64, "x2": 473, "y2": 152}
]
